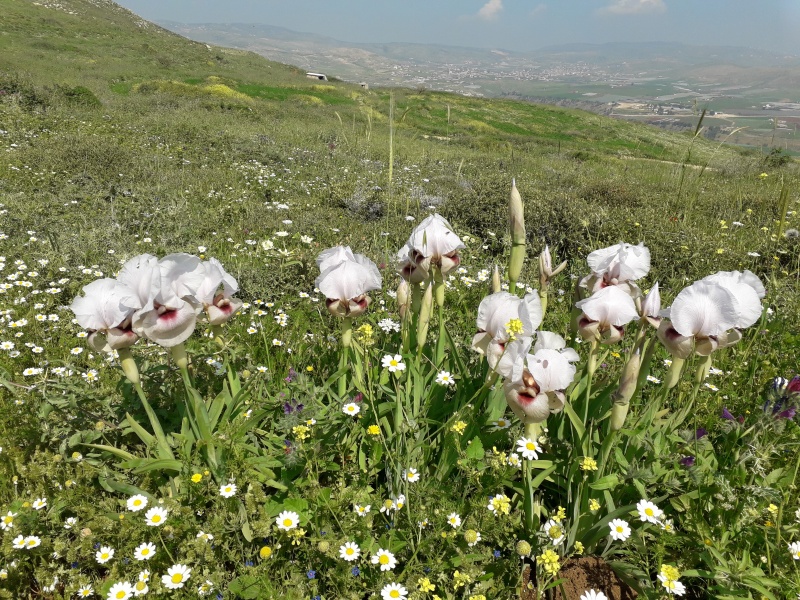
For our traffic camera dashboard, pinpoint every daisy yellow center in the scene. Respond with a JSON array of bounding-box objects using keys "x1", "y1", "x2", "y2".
[
  {"x1": 151, "y1": 515, "x2": 161, "y2": 523},
  {"x1": 116, "y1": 592, "x2": 126, "y2": 599},
  {"x1": 133, "y1": 499, "x2": 141, "y2": 506},
  {"x1": 346, "y1": 548, "x2": 354, "y2": 555},
  {"x1": 141, "y1": 548, "x2": 150, "y2": 555},
  {"x1": 224, "y1": 487, "x2": 232, "y2": 493},
  {"x1": 498, "y1": 420, "x2": 506, "y2": 427},
  {"x1": 379, "y1": 555, "x2": 390, "y2": 565},
  {"x1": 407, "y1": 472, "x2": 414, "y2": 479},
  {"x1": 171, "y1": 573, "x2": 184, "y2": 584},
  {"x1": 548, "y1": 526, "x2": 562, "y2": 538},
  {"x1": 645, "y1": 508, "x2": 654, "y2": 516},
  {"x1": 2, "y1": 516, "x2": 11, "y2": 524},
  {"x1": 135, "y1": 582, "x2": 146, "y2": 591},
  {"x1": 27, "y1": 539, "x2": 36, "y2": 546},
  {"x1": 390, "y1": 360, "x2": 398, "y2": 367},
  {"x1": 616, "y1": 526, "x2": 624, "y2": 533},
  {"x1": 283, "y1": 518, "x2": 293, "y2": 527},
  {"x1": 101, "y1": 553, "x2": 109, "y2": 560},
  {"x1": 390, "y1": 592, "x2": 400, "y2": 599},
  {"x1": 348, "y1": 407, "x2": 355, "y2": 412},
  {"x1": 526, "y1": 442, "x2": 536, "y2": 451},
  {"x1": 664, "y1": 580, "x2": 676, "y2": 590}
]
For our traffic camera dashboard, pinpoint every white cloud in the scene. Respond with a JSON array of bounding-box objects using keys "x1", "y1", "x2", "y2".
[
  {"x1": 530, "y1": 3, "x2": 548, "y2": 18},
  {"x1": 599, "y1": 0, "x2": 666, "y2": 15},
  {"x1": 477, "y1": 0, "x2": 504, "y2": 21}
]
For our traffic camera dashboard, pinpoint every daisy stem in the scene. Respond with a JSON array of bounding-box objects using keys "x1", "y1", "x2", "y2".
[
  {"x1": 158, "y1": 529, "x2": 175, "y2": 563},
  {"x1": 523, "y1": 422, "x2": 541, "y2": 535}
]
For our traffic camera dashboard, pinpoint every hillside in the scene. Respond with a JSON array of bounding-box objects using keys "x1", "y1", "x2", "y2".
[
  {"x1": 0, "y1": 0, "x2": 793, "y2": 291},
  {"x1": 0, "y1": 0, "x2": 742, "y2": 165}
]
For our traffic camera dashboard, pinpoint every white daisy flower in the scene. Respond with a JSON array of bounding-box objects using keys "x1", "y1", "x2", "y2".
[
  {"x1": 435, "y1": 370, "x2": 455, "y2": 386},
  {"x1": 24, "y1": 535, "x2": 41, "y2": 549},
  {"x1": 636, "y1": 499, "x2": 663, "y2": 524},
  {"x1": 405, "y1": 468, "x2": 420, "y2": 483},
  {"x1": 354, "y1": 504, "x2": 371, "y2": 517},
  {"x1": 127, "y1": 494, "x2": 148, "y2": 512},
  {"x1": 516, "y1": 437, "x2": 540, "y2": 460},
  {"x1": 134, "y1": 542, "x2": 156, "y2": 561},
  {"x1": 789, "y1": 541, "x2": 800, "y2": 560},
  {"x1": 447, "y1": 512, "x2": 462, "y2": 528},
  {"x1": 543, "y1": 519, "x2": 565, "y2": 545},
  {"x1": 276, "y1": 510, "x2": 300, "y2": 531},
  {"x1": 12, "y1": 535, "x2": 26, "y2": 549},
  {"x1": 371, "y1": 548, "x2": 397, "y2": 571},
  {"x1": 144, "y1": 506, "x2": 168, "y2": 527},
  {"x1": 490, "y1": 417, "x2": 511, "y2": 431},
  {"x1": 380, "y1": 582, "x2": 408, "y2": 599},
  {"x1": 77, "y1": 585, "x2": 94, "y2": 597},
  {"x1": 196, "y1": 531, "x2": 214, "y2": 542},
  {"x1": 608, "y1": 518, "x2": 631, "y2": 541},
  {"x1": 381, "y1": 354, "x2": 406, "y2": 373},
  {"x1": 32, "y1": 498, "x2": 47, "y2": 511},
  {"x1": 580, "y1": 590, "x2": 608, "y2": 600},
  {"x1": 219, "y1": 483, "x2": 237, "y2": 498},
  {"x1": 339, "y1": 541, "x2": 361, "y2": 562},
  {"x1": 342, "y1": 402, "x2": 360, "y2": 416},
  {"x1": 95, "y1": 545, "x2": 115, "y2": 564},
  {"x1": 197, "y1": 580, "x2": 215, "y2": 596},
  {"x1": 107, "y1": 582, "x2": 133, "y2": 600},
  {"x1": 132, "y1": 579, "x2": 148, "y2": 597},
  {"x1": 161, "y1": 564, "x2": 191, "y2": 590},
  {"x1": 658, "y1": 574, "x2": 686, "y2": 596},
  {"x1": 1, "y1": 511, "x2": 16, "y2": 531}
]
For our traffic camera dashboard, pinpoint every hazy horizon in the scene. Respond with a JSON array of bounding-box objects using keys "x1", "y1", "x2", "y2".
[{"x1": 113, "y1": 0, "x2": 800, "y2": 56}]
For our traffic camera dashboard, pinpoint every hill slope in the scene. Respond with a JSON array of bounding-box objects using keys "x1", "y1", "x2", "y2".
[{"x1": 0, "y1": 0, "x2": 741, "y2": 166}]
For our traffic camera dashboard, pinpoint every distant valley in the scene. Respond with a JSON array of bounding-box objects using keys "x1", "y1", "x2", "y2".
[{"x1": 159, "y1": 21, "x2": 800, "y2": 152}]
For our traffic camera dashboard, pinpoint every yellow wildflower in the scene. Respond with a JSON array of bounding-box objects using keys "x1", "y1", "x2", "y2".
[
  {"x1": 367, "y1": 424, "x2": 381, "y2": 436},
  {"x1": 292, "y1": 425, "x2": 310, "y2": 441},
  {"x1": 553, "y1": 506, "x2": 566, "y2": 522},
  {"x1": 580, "y1": 457, "x2": 598, "y2": 471},
  {"x1": 660, "y1": 564, "x2": 681, "y2": 582},
  {"x1": 418, "y1": 577, "x2": 435, "y2": 592},
  {"x1": 505, "y1": 318, "x2": 524, "y2": 341},
  {"x1": 453, "y1": 570, "x2": 473, "y2": 589},
  {"x1": 538, "y1": 548, "x2": 560, "y2": 575},
  {"x1": 289, "y1": 528, "x2": 305, "y2": 545},
  {"x1": 767, "y1": 504, "x2": 778, "y2": 515},
  {"x1": 355, "y1": 324, "x2": 375, "y2": 347},
  {"x1": 259, "y1": 546, "x2": 272, "y2": 559},
  {"x1": 191, "y1": 473, "x2": 203, "y2": 483},
  {"x1": 451, "y1": 421, "x2": 467, "y2": 435},
  {"x1": 574, "y1": 541, "x2": 584, "y2": 555},
  {"x1": 588, "y1": 499, "x2": 600, "y2": 513}
]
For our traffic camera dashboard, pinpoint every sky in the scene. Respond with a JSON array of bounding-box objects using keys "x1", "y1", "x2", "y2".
[{"x1": 113, "y1": 0, "x2": 800, "y2": 55}]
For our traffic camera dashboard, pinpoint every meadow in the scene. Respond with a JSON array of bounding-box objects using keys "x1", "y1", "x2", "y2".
[{"x1": 1, "y1": 1, "x2": 800, "y2": 599}]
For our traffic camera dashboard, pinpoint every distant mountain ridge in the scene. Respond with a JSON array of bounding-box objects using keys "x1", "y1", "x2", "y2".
[{"x1": 155, "y1": 20, "x2": 800, "y2": 102}]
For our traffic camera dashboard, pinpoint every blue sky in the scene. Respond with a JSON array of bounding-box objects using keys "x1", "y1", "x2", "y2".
[{"x1": 114, "y1": 0, "x2": 800, "y2": 54}]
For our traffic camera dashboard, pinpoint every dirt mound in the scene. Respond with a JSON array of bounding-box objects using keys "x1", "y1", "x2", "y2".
[{"x1": 522, "y1": 556, "x2": 638, "y2": 600}]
